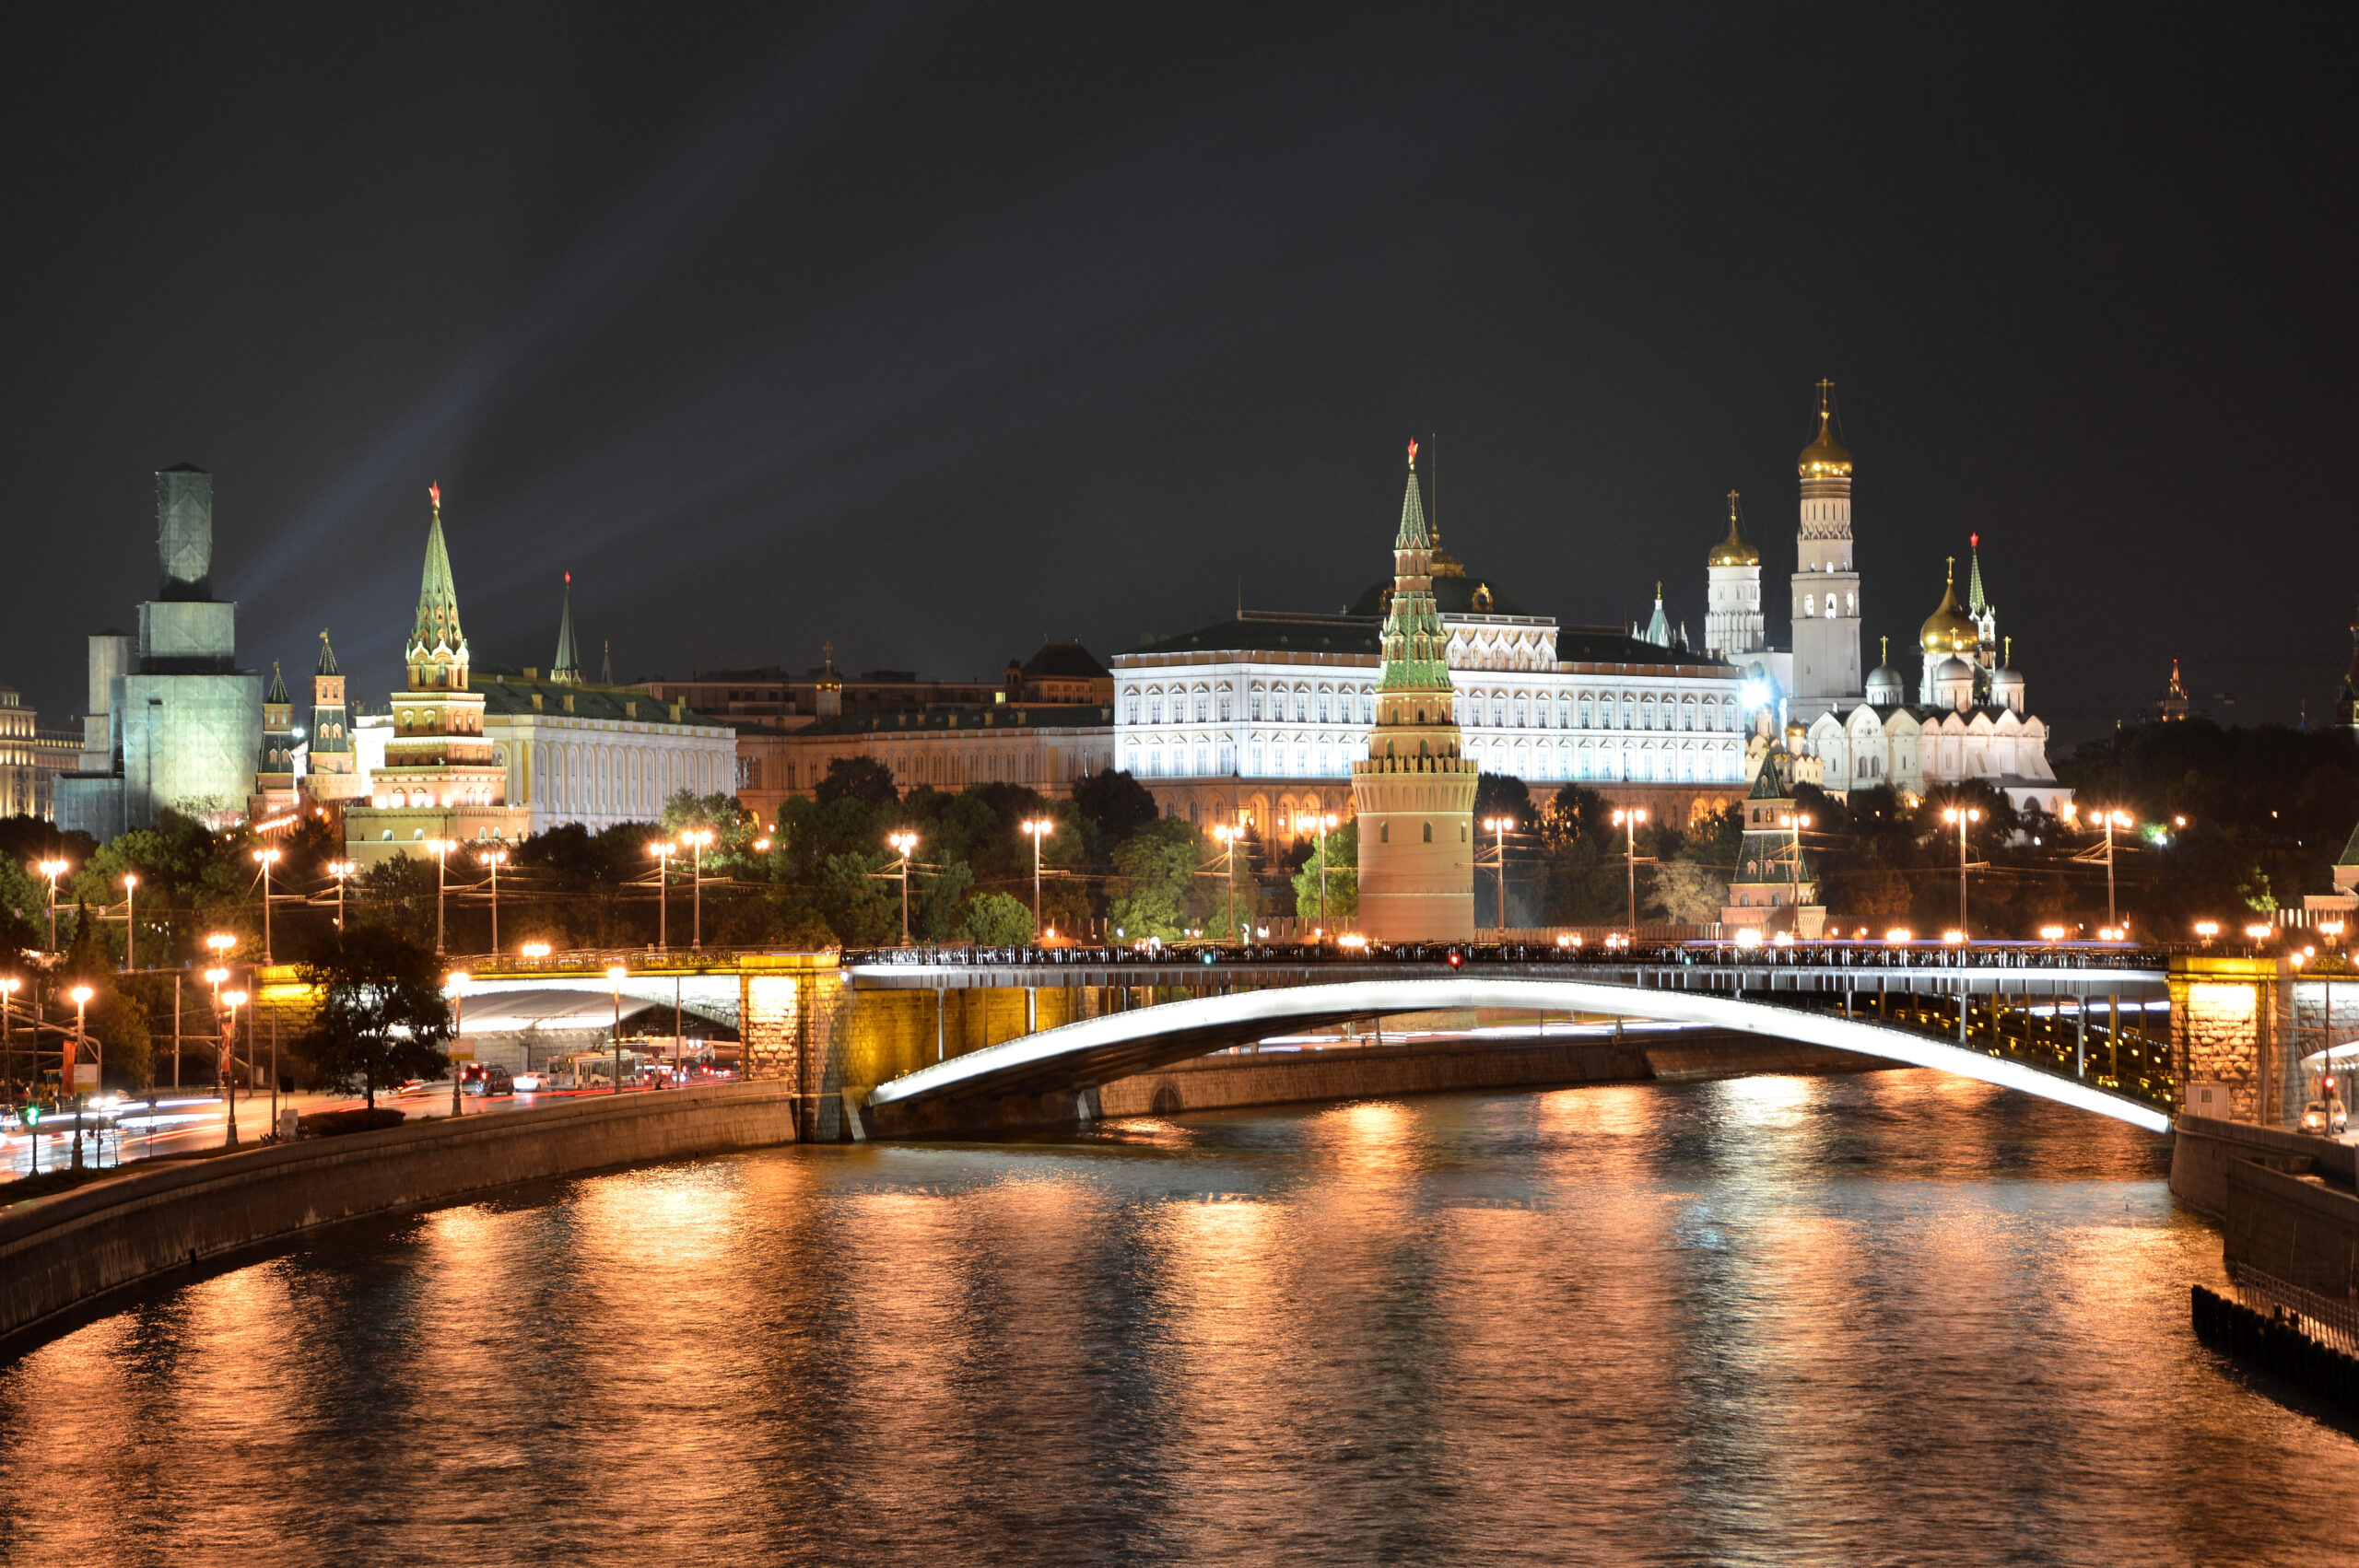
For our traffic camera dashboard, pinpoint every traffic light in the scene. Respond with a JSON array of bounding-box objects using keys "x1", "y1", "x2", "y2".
[{"x1": 21, "y1": 1105, "x2": 39, "y2": 1127}]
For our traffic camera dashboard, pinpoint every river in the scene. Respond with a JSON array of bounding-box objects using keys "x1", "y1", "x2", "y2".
[{"x1": 0, "y1": 1068, "x2": 2351, "y2": 1564}]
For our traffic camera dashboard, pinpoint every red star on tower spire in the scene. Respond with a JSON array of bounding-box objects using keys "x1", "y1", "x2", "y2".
[
  {"x1": 429, "y1": 482, "x2": 441, "y2": 510},
  {"x1": 1407, "y1": 438, "x2": 1418, "y2": 470}
]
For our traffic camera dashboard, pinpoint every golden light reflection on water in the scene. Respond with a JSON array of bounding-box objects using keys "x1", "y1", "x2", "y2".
[{"x1": 0, "y1": 1075, "x2": 2348, "y2": 1564}]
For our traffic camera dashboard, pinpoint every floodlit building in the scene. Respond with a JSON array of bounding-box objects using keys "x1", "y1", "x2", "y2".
[{"x1": 56, "y1": 465, "x2": 265, "y2": 837}]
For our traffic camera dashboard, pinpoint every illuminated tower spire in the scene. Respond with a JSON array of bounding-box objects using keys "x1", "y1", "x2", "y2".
[
  {"x1": 406, "y1": 483, "x2": 470, "y2": 690},
  {"x1": 551, "y1": 572, "x2": 581, "y2": 685},
  {"x1": 1790, "y1": 380, "x2": 1863, "y2": 720},
  {"x1": 308, "y1": 630, "x2": 351, "y2": 772},
  {"x1": 1353, "y1": 438, "x2": 1476, "y2": 941}
]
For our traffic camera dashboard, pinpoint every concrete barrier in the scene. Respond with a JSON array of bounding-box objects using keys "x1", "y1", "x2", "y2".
[
  {"x1": 2168, "y1": 1113, "x2": 2356, "y2": 1218},
  {"x1": 0, "y1": 1083, "x2": 799, "y2": 1349}
]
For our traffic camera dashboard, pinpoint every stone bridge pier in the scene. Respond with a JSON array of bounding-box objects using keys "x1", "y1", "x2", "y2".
[{"x1": 2172, "y1": 955, "x2": 2359, "y2": 1127}]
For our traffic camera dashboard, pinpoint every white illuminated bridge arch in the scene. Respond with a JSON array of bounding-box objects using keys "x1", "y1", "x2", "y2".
[{"x1": 863, "y1": 976, "x2": 2171, "y2": 1133}]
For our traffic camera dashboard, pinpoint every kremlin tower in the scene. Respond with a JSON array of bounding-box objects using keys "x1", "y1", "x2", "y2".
[
  {"x1": 1352, "y1": 441, "x2": 1476, "y2": 942},
  {"x1": 1790, "y1": 380, "x2": 1863, "y2": 721},
  {"x1": 1704, "y1": 489, "x2": 1765, "y2": 660}
]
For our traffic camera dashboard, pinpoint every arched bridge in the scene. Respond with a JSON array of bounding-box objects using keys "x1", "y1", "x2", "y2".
[{"x1": 849, "y1": 943, "x2": 2174, "y2": 1137}]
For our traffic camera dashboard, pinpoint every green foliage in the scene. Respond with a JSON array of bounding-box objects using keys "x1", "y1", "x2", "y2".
[
  {"x1": 1108, "y1": 818, "x2": 1201, "y2": 939},
  {"x1": 292, "y1": 925, "x2": 453, "y2": 1107},
  {"x1": 1292, "y1": 819, "x2": 1358, "y2": 920},
  {"x1": 1072, "y1": 769, "x2": 1158, "y2": 847},
  {"x1": 958, "y1": 891, "x2": 1035, "y2": 945},
  {"x1": 815, "y1": 757, "x2": 899, "y2": 809},
  {"x1": 1648, "y1": 859, "x2": 1726, "y2": 926},
  {"x1": 816, "y1": 852, "x2": 897, "y2": 947}
]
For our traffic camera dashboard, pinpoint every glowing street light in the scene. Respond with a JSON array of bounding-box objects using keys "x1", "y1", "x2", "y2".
[
  {"x1": 2040, "y1": 924, "x2": 2067, "y2": 942},
  {"x1": 326, "y1": 859, "x2": 356, "y2": 930},
  {"x1": 426, "y1": 838, "x2": 458, "y2": 954},
  {"x1": 476, "y1": 848, "x2": 508, "y2": 951},
  {"x1": 1481, "y1": 815, "x2": 1515, "y2": 930},
  {"x1": 220, "y1": 989, "x2": 248, "y2": 1148},
  {"x1": 2245, "y1": 922, "x2": 2272, "y2": 944},
  {"x1": 1942, "y1": 805, "x2": 1981, "y2": 931},
  {"x1": 37, "y1": 858, "x2": 68, "y2": 949},
  {"x1": 118, "y1": 872, "x2": 137, "y2": 971},
  {"x1": 1610, "y1": 808, "x2": 1648, "y2": 931},
  {"x1": 521, "y1": 941, "x2": 552, "y2": 961},
  {"x1": 2194, "y1": 920, "x2": 2220, "y2": 943},
  {"x1": 1779, "y1": 811, "x2": 1813, "y2": 912},
  {"x1": 648, "y1": 841, "x2": 677, "y2": 949},
  {"x1": 1020, "y1": 819, "x2": 1055, "y2": 939},
  {"x1": 1291, "y1": 812, "x2": 1342, "y2": 928},
  {"x1": 252, "y1": 847, "x2": 282, "y2": 963},
  {"x1": 886, "y1": 832, "x2": 919, "y2": 945},
  {"x1": 2095, "y1": 809, "x2": 2133, "y2": 927}
]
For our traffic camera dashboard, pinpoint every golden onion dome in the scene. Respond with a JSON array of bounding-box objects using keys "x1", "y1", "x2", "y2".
[
  {"x1": 1919, "y1": 558, "x2": 1978, "y2": 654},
  {"x1": 1797, "y1": 409, "x2": 1852, "y2": 476},
  {"x1": 1708, "y1": 491, "x2": 1759, "y2": 566}
]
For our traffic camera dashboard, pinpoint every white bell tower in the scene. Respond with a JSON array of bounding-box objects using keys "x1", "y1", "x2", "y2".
[{"x1": 1790, "y1": 380, "x2": 1863, "y2": 722}]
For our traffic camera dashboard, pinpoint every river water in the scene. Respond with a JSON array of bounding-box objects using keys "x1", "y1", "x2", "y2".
[{"x1": 0, "y1": 1069, "x2": 2352, "y2": 1565}]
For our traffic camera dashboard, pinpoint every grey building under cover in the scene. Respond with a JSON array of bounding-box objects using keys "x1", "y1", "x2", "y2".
[{"x1": 55, "y1": 466, "x2": 264, "y2": 837}]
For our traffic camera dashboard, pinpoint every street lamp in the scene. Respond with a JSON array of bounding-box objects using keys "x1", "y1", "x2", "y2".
[
  {"x1": 1020, "y1": 819, "x2": 1054, "y2": 939},
  {"x1": 0, "y1": 976, "x2": 17, "y2": 1101},
  {"x1": 1212, "y1": 824, "x2": 1239, "y2": 944},
  {"x1": 887, "y1": 832, "x2": 919, "y2": 944},
  {"x1": 605, "y1": 964, "x2": 628, "y2": 1094},
  {"x1": 649, "y1": 842, "x2": 677, "y2": 948},
  {"x1": 327, "y1": 859, "x2": 357, "y2": 930},
  {"x1": 447, "y1": 970, "x2": 468, "y2": 1118},
  {"x1": 1610, "y1": 807, "x2": 1648, "y2": 930},
  {"x1": 1293, "y1": 813, "x2": 1340, "y2": 927},
  {"x1": 220, "y1": 989, "x2": 247, "y2": 1148},
  {"x1": 521, "y1": 941, "x2": 552, "y2": 961},
  {"x1": 37, "y1": 858, "x2": 68, "y2": 950},
  {"x1": 2096, "y1": 809, "x2": 2133, "y2": 928},
  {"x1": 2194, "y1": 920, "x2": 2220, "y2": 944},
  {"x1": 1779, "y1": 811, "x2": 1813, "y2": 913},
  {"x1": 1481, "y1": 815, "x2": 1514, "y2": 930},
  {"x1": 120, "y1": 872, "x2": 137, "y2": 971},
  {"x1": 252, "y1": 847, "x2": 282, "y2": 963},
  {"x1": 68, "y1": 984, "x2": 92, "y2": 1171},
  {"x1": 426, "y1": 838, "x2": 457, "y2": 954},
  {"x1": 679, "y1": 829, "x2": 713, "y2": 949},
  {"x1": 1942, "y1": 805, "x2": 1980, "y2": 930},
  {"x1": 476, "y1": 848, "x2": 508, "y2": 951}
]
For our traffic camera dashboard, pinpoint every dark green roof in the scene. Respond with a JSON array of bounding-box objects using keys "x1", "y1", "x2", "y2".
[
  {"x1": 475, "y1": 673, "x2": 729, "y2": 729},
  {"x1": 793, "y1": 704, "x2": 1113, "y2": 738},
  {"x1": 1135, "y1": 615, "x2": 1379, "y2": 658},
  {"x1": 1346, "y1": 575, "x2": 1528, "y2": 617}
]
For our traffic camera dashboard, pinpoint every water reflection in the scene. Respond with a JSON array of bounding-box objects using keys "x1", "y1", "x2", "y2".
[{"x1": 0, "y1": 1069, "x2": 2351, "y2": 1564}]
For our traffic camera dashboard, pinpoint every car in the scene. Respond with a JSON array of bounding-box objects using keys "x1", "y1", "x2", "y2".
[
  {"x1": 459, "y1": 1063, "x2": 514, "y2": 1097},
  {"x1": 2299, "y1": 1099, "x2": 2347, "y2": 1135}
]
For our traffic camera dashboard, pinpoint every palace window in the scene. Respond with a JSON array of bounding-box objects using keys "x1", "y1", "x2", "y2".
[
  {"x1": 1317, "y1": 691, "x2": 1331, "y2": 723},
  {"x1": 1148, "y1": 696, "x2": 1163, "y2": 724},
  {"x1": 1422, "y1": 821, "x2": 1433, "y2": 843},
  {"x1": 1125, "y1": 696, "x2": 1139, "y2": 723},
  {"x1": 1219, "y1": 694, "x2": 1232, "y2": 721},
  {"x1": 1250, "y1": 690, "x2": 1264, "y2": 721}
]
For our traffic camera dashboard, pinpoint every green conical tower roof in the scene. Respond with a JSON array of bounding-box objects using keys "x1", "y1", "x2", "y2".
[
  {"x1": 315, "y1": 629, "x2": 340, "y2": 676},
  {"x1": 1644, "y1": 583, "x2": 1672, "y2": 647},
  {"x1": 410, "y1": 483, "x2": 465, "y2": 657},
  {"x1": 1379, "y1": 441, "x2": 1450, "y2": 694},
  {"x1": 1966, "y1": 532, "x2": 1988, "y2": 615},
  {"x1": 551, "y1": 572, "x2": 581, "y2": 685},
  {"x1": 265, "y1": 661, "x2": 288, "y2": 704},
  {"x1": 1395, "y1": 450, "x2": 1431, "y2": 549}
]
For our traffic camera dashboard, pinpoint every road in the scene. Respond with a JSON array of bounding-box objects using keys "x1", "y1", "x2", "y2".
[{"x1": 0, "y1": 1081, "x2": 682, "y2": 1183}]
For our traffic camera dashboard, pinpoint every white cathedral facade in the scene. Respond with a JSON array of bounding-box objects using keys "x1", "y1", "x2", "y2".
[{"x1": 1104, "y1": 383, "x2": 2069, "y2": 837}]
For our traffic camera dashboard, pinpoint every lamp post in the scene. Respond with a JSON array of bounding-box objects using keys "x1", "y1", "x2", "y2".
[
  {"x1": 252, "y1": 847, "x2": 281, "y2": 964},
  {"x1": 648, "y1": 842, "x2": 676, "y2": 949},
  {"x1": 2097, "y1": 809, "x2": 2133, "y2": 928},
  {"x1": 121, "y1": 872, "x2": 137, "y2": 971},
  {"x1": 477, "y1": 848, "x2": 508, "y2": 951},
  {"x1": 327, "y1": 860, "x2": 355, "y2": 931},
  {"x1": 38, "y1": 858, "x2": 68, "y2": 950},
  {"x1": 220, "y1": 989, "x2": 246, "y2": 1148},
  {"x1": 1780, "y1": 811, "x2": 1814, "y2": 913},
  {"x1": 67, "y1": 985, "x2": 91, "y2": 1171},
  {"x1": 605, "y1": 964, "x2": 627, "y2": 1094},
  {"x1": 1480, "y1": 815, "x2": 1514, "y2": 930},
  {"x1": 0, "y1": 976, "x2": 17, "y2": 1101},
  {"x1": 1212, "y1": 825, "x2": 1239, "y2": 944},
  {"x1": 887, "y1": 832, "x2": 918, "y2": 944},
  {"x1": 680, "y1": 829, "x2": 712, "y2": 950},
  {"x1": 1610, "y1": 807, "x2": 1648, "y2": 930},
  {"x1": 448, "y1": 971, "x2": 468, "y2": 1118},
  {"x1": 1020, "y1": 819, "x2": 1054, "y2": 939},
  {"x1": 426, "y1": 839, "x2": 456, "y2": 954},
  {"x1": 1297, "y1": 813, "x2": 1339, "y2": 928},
  {"x1": 1941, "y1": 806, "x2": 1981, "y2": 931}
]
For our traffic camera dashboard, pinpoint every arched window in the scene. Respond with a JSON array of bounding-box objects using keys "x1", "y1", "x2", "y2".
[
  {"x1": 1379, "y1": 822, "x2": 1390, "y2": 843},
  {"x1": 1125, "y1": 695, "x2": 1139, "y2": 723},
  {"x1": 1804, "y1": 593, "x2": 1816, "y2": 617},
  {"x1": 1250, "y1": 687, "x2": 1265, "y2": 721},
  {"x1": 1422, "y1": 821, "x2": 1433, "y2": 843}
]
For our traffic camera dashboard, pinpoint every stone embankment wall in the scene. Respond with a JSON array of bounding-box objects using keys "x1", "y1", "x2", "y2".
[
  {"x1": 2168, "y1": 1112, "x2": 2357, "y2": 1217},
  {"x1": 0, "y1": 1083, "x2": 799, "y2": 1348},
  {"x1": 2170, "y1": 1113, "x2": 2359, "y2": 1301}
]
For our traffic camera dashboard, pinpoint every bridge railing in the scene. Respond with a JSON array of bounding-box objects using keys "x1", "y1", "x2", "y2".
[{"x1": 843, "y1": 940, "x2": 2171, "y2": 974}]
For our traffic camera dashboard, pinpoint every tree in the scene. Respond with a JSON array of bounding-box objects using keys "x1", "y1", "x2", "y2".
[
  {"x1": 292, "y1": 925, "x2": 454, "y2": 1107},
  {"x1": 1108, "y1": 819, "x2": 1200, "y2": 940},
  {"x1": 1291, "y1": 819, "x2": 1358, "y2": 920},
  {"x1": 1072, "y1": 769, "x2": 1159, "y2": 848},
  {"x1": 959, "y1": 891, "x2": 1035, "y2": 946},
  {"x1": 815, "y1": 757, "x2": 898, "y2": 809},
  {"x1": 1649, "y1": 859, "x2": 1727, "y2": 925},
  {"x1": 816, "y1": 852, "x2": 897, "y2": 947}
]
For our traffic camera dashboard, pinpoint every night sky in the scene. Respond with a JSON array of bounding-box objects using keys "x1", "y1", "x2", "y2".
[{"x1": 5, "y1": 4, "x2": 2351, "y2": 743}]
